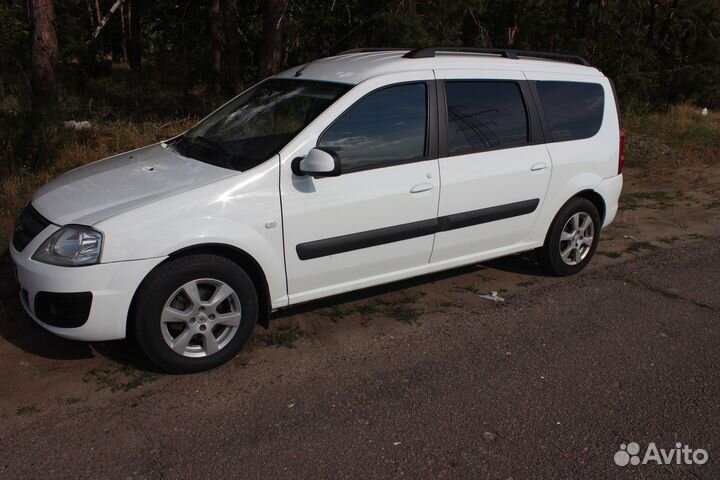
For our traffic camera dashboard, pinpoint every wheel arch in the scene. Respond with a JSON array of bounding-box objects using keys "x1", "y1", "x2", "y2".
[
  {"x1": 574, "y1": 189, "x2": 606, "y2": 224},
  {"x1": 540, "y1": 189, "x2": 607, "y2": 247},
  {"x1": 127, "y1": 243, "x2": 272, "y2": 338}
]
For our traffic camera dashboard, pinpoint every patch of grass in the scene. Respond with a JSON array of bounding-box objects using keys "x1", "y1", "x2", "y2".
[
  {"x1": 599, "y1": 251, "x2": 622, "y2": 258},
  {"x1": 688, "y1": 233, "x2": 710, "y2": 240},
  {"x1": 654, "y1": 288, "x2": 684, "y2": 300},
  {"x1": 622, "y1": 145, "x2": 649, "y2": 168},
  {"x1": 624, "y1": 276, "x2": 717, "y2": 312},
  {"x1": 369, "y1": 296, "x2": 423, "y2": 324},
  {"x1": 255, "y1": 325, "x2": 303, "y2": 348},
  {"x1": 626, "y1": 241, "x2": 660, "y2": 254},
  {"x1": 706, "y1": 200, "x2": 720, "y2": 209},
  {"x1": 453, "y1": 285, "x2": 479, "y2": 294},
  {"x1": 387, "y1": 305, "x2": 422, "y2": 324},
  {"x1": 64, "y1": 397, "x2": 82, "y2": 405},
  {"x1": 16, "y1": 405, "x2": 39, "y2": 417},
  {"x1": 0, "y1": 118, "x2": 197, "y2": 254},
  {"x1": 626, "y1": 104, "x2": 720, "y2": 168},
  {"x1": 375, "y1": 294, "x2": 419, "y2": 306},
  {"x1": 436, "y1": 300, "x2": 462, "y2": 308},
  {"x1": 83, "y1": 365, "x2": 159, "y2": 392},
  {"x1": 516, "y1": 279, "x2": 540, "y2": 287},
  {"x1": 657, "y1": 236, "x2": 680, "y2": 244},
  {"x1": 620, "y1": 191, "x2": 688, "y2": 211},
  {"x1": 674, "y1": 124, "x2": 720, "y2": 148},
  {"x1": 355, "y1": 304, "x2": 382, "y2": 315},
  {"x1": 321, "y1": 303, "x2": 382, "y2": 322},
  {"x1": 320, "y1": 306, "x2": 355, "y2": 322}
]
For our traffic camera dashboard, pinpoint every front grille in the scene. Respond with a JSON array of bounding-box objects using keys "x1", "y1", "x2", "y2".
[{"x1": 12, "y1": 204, "x2": 51, "y2": 252}]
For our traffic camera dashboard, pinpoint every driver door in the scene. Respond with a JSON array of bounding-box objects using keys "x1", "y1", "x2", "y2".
[{"x1": 279, "y1": 72, "x2": 440, "y2": 304}]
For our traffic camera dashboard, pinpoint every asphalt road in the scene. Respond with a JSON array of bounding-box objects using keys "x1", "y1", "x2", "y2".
[{"x1": 2, "y1": 241, "x2": 719, "y2": 479}]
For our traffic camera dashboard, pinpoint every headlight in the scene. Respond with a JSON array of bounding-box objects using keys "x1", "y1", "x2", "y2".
[{"x1": 32, "y1": 225, "x2": 103, "y2": 266}]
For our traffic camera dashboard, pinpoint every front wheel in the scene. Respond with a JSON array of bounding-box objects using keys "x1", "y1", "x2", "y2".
[
  {"x1": 132, "y1": 255, "x2": 258, "y2": 373},
  {"x1": 537, "y1": 197, "x2": 601, "y2": 276}
]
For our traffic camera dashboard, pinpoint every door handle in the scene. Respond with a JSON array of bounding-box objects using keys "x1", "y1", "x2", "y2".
[
  {"x1": 410, "y1": 182, "x2": 433, "y2": 194},
  {"x1": 530, "y1": 162, "x2": 548, "y2": 172}
]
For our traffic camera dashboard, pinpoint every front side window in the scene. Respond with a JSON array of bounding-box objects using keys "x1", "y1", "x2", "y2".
[
  {"x1": 537, "y1": 81, "x2": 605, "y2": 142},
  {"x1": 445, "y1": 81, "x2": 529, "y2": 155},
  {"x1": 318, "y1": 83, "x2": 427, "y2": 173},
  {"x1": 172, "y1": 79, "x2": 350, "y2": 171}
]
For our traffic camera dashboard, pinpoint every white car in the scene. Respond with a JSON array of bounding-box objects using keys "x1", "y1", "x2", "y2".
[{"x1": 11, "y1": 47, "x2": 623, "y2": 373}]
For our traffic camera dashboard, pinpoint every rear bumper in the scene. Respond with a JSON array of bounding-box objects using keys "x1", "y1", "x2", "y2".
[
  {"x1": 597, "y1": 174, "x2": 623, "y2": 227},
  {"x1": 10, "y1": 243, "x2": 165, "y2": 341}
]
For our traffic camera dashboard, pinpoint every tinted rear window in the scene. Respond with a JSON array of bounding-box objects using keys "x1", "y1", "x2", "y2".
[
  {"x1": 537, "y1": 81, "x2": 605, "y2": 142},
  {"x1": 445, "y1": 81, "x2": 528, "y2": 155}
]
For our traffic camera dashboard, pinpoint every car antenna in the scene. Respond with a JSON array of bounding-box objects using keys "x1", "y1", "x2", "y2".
[{"x1": 294, "y1": 62, "x2": 311, "y2": 77}]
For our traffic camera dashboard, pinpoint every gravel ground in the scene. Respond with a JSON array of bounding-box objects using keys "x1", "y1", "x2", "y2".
[{"x1": 1, "y1": 240, "x2": 719, "y2": 479}]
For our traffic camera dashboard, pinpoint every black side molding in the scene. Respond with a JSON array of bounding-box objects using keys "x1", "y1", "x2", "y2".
[
  {"x1": 297, "y1": 218, "x2": 438, "y2": 261},
  {"x1": 296, "y1": 198, "x2": 539, "y2": 260},
  {"x1": 439, "y1": 198, "x2": 539, "y2": 231}
]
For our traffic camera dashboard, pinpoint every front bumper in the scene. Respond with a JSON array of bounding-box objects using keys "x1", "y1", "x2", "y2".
[{"x1": 10, "y1": 233, "x2": 165, "y2": 341}]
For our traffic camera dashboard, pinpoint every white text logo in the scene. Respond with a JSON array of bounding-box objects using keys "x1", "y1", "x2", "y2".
[{"x1": 614, "y1": 442, "x2": 708, "y2": 466}]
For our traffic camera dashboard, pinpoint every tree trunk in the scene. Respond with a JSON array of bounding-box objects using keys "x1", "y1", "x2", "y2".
[
  {"x1": 29, "y1": 0, "x2": 59, "y2": 105},
  {"x1": 86, "y1": 0, "x2": 95, "y2": 28},
  {"x1": 659, "y1": 0, "x2": 679, "y2": 45},
  {"x1": 88, "y1": 0, "x2": 125, "y2": 43},
  {"x1": 210, "y1": 0, "x2": 222, "y2": 85},
  {"x1": 258, "y1": 0, "x2": 289, "y2": 78},
  {"x1": 222, "y1": 0, "x2": 243, "y2": 92},
  {"x1": 120, "y1": 4, "x2": 128, "y2": 63},
  {"x1": 127, "y1": 0, "x2": 142, "y2": 71}
]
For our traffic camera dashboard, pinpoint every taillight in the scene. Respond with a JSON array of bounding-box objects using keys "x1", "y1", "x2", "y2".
[{"x1": 618, "y1": 128, "x2": 625, "y2": 175}]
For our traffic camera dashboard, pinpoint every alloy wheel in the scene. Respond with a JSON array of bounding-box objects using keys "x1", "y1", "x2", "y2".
[
  {"x1": 160, "y1": 278, "x2": 242, "y2": 358},
  {"x1": 559, "y1": 212, "x2": 595, "y2": 266}
]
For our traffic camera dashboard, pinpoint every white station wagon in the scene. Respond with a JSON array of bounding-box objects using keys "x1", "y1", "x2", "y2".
[{"x1": 11, "y1": 47, "x2": 623, "y2": 372}]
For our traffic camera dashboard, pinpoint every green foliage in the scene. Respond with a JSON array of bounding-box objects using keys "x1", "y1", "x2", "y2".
[
  {"x1": 3, "y1": 0, "x2": 720, "y2": 173},
  {"x1": 83, "y1": 365, "x2": 159, "y2": 392},
  {"x1": 0, "y1": 4, "x2": 27, "y2": 59},
  {"x1": 255, "y1": 325, "x2": 303, "y2": 348},
  {"x1": 16, "y1": 404, "x2": 40, "y2": 417},
  {"x1": 7, "y1": 0, "x2": 720, "y2": 108},
  {"x1": 0, "y1": 3, "x2": 30, "y2": 109}
]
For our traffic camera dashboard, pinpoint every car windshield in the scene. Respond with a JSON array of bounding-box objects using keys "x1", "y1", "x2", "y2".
[{"x1": 171, "y1": 79, "x2": 351, "y2": 171}]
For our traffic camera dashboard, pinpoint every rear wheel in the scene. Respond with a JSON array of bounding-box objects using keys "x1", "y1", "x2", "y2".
[
  {"x1": 537, "y1": 197, "x2": 601, "y2": 276},
  {"x1": 132, "y1": 254, "x2": 257, "y2": 373}
]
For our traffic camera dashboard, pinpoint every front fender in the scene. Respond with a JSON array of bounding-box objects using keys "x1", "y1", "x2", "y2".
[{"x1": 95, "y1": 159, "x2": 288, "y2": 308}]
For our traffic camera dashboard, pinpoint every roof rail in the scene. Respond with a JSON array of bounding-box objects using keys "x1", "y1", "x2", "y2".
[
  {"x1": 402, "y1": 47, "x2": 591, "y2": 67},
  {"x1": 337, "y1": 48, "x2": 411, "y2": 55}
]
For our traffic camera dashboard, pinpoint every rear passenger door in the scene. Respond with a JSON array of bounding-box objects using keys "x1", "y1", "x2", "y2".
[{"x1": 430, "y1": 70, "x2": 552, "y2": 264}]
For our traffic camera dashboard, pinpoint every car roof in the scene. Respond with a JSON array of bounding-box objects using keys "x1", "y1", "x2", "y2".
[{"x1": 276, "y1": 50, "x2": 605, "y2": 85}]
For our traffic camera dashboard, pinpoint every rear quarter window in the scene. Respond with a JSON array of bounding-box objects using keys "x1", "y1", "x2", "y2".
[
  {"x1": 537, "y1": 81, "x2": 604, "y2": 142},
  {"x1": 445, "y1": 81, "x2": 529, "y2": 155}
]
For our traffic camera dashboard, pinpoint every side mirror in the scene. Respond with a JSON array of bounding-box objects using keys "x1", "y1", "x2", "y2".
[{"x1": 292, "y1": 148, "x2": 342, "y2": 177}]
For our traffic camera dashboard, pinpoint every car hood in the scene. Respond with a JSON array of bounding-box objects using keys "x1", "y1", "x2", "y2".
[{"x1": 32, "y1": 143, "x2": 238, "y2": 225}]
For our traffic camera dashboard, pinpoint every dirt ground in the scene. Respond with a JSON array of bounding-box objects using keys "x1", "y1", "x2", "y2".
[{"x1": 0, "y1": 124, "x2": 719, "y2": 477}]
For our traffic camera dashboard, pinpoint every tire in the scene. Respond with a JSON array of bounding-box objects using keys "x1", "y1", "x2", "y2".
[
  {"x1": 537, "y1": 197, "x2": 601, "y2": 276},
  {"x1": 132, "y1": 254, "x2": 258, "y2": 373}
]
